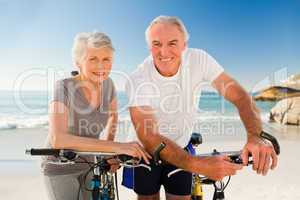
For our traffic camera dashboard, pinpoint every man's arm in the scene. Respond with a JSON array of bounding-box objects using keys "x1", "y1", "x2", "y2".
[
  {"x1": 212, "y1": 72, "x2": 278, "y2": 175},
  {"x1": 129, "y1": 106, "x2": 242, "y2": 180},
  {"x1": 212, "y1": 72, "x2": 262, "y2": 138}
]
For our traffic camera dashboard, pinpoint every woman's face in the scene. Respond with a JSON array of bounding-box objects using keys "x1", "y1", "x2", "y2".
[{"x1": 78, "y1": 47, "x2": 113, "y2": 84}]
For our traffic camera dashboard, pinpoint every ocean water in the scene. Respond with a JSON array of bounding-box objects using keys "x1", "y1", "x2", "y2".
[{"x1": 0, "y1": 90, "x2": 276, "y2": 131}]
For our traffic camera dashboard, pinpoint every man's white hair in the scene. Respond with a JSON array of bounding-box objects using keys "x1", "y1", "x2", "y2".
[
  {"x1": 145, "y1": 15, "x2": 190, "y2": 46},
  {"x1": 72, "y1": 31, "x2": 114, "y2": 65}
]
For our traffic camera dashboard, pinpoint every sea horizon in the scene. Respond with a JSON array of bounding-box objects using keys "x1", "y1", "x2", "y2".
[{"x1": 0, "y1": 90, "x2": 274, "y2": 131}]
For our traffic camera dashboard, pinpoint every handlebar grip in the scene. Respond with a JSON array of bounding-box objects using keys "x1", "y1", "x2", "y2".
[
  {"x1": 25, "y1": 148, "x2": 60, "y2": 156},
  {"x1": 260, "y1": 131, "x2": 280, "y2": 155}
]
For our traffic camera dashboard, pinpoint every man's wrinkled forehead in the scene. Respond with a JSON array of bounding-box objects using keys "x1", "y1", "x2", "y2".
[{"x1": 148, "y1": 23, "x2": 185, "y2": 43}]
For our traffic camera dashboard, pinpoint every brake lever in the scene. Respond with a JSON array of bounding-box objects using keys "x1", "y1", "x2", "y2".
[
  {"x1": 211, "y1": 149, "x2": 253, "y2": 165},
  {"x1": 228, "y1": 154, "x2": 253, "y2": 165}
]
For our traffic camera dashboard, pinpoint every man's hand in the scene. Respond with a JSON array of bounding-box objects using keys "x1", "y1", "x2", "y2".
[
  {"x1": 241, "y1": 135, "x2": 278, "y2": 175},
  {"x1": 194, "y1": 155, "x2": 243, "y2": 181}
]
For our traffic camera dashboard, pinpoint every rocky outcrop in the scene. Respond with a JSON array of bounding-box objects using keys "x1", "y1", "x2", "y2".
[
  {"x1": 254, "y1": 73, "x2": 300, "y2": 101},
  {"x1": 254, "y1": 86, "x2": 300, "y2": 101},
  {"x1": 269, "y1": 97, "x2": 300, "y2": 125},
  {"x1": 281, "y1": 74, "x2": 300, "y2": 89}
]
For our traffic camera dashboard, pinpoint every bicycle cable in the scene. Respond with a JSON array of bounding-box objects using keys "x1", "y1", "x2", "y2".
[
  {"x1": 114, "y1": 172, "x2": 119, "y2": 200},
  {"x1": 82, "y1": 162, "x2": 99, "y2": 192},
  {"x1": 80, "y1": 157, "x2": 113, "y2": 193},
  {"x1": 74, "y1": 156, "x2": 94, "y2": 200},
  {"x1": 223, "y1": 176, "x2": 231, "y2": 191},
  {"x1": 214, "y1": 176, "x2": 231, "y2": 192}
]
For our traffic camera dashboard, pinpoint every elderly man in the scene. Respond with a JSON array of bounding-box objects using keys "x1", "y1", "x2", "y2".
[{"x1": 125, "y1": 16, "x2": 277, "y2": 200}]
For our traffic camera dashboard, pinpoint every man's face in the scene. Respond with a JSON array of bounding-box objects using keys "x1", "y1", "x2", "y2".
[{"x1": 148, "y1": 23, "x2": 186, "y2": 76}]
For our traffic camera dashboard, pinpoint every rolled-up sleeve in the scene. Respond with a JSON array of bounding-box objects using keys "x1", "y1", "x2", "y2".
[{"x1": 51, "y1": 80, "x2": 69, "y2": 107}]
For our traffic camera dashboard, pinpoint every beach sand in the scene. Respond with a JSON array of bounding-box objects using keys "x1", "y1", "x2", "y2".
[{"x1": 0, "y1": 121, "x2": 300, "y2": 200}]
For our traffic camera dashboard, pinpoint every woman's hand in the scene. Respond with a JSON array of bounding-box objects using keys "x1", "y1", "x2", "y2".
[
  {"x1": 116, "y1": 142, "x2": 152, "y2": 164},
  {"x1": 107, "y1": 158, "x2": 120, "y2": 173}
]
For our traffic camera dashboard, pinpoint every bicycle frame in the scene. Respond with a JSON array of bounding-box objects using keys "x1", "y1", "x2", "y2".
[
  {"x1": 90, "y1": 156, "x2": 116, "y2": 200},
  {"x1": 26, "y1": 143, "x2": 165, "y2": 200},
  {"x1": 25, "y1": 149, "x2": 137, "y2": 200},
  {"x1": 26, "y1": 131, "x2": 279, "y2": 200}
]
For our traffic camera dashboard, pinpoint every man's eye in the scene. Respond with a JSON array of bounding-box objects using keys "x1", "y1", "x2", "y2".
[
  {"x1": 89, "y1": 57, "x2": 97, "y2": 61},
  {"x1": 103, "y1": 58, "x2": 111, "y2": 62},
  {"x1": 152, "y1": 43, "x2": 161, "y2": 47},
  {"x1": 169, "y1": 43, "x2": 177, "y2": 46}
]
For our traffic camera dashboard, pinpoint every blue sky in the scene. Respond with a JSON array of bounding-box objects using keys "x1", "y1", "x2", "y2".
[{"x1": 0, "y1": 0, "x2": 299, "y2": 91}]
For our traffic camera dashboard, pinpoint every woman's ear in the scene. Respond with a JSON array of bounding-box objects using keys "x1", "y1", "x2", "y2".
[{"x1": 75, "y1": 61, "x2": 81, "y2": 68}]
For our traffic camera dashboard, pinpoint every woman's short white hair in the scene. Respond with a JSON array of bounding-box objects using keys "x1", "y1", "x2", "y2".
[
  {"x1": 145, "y1": 15, "x2": 190, "y2": 46},
  {"x1": 72, "y1": 31, "x2": 114, "y2": 65}
]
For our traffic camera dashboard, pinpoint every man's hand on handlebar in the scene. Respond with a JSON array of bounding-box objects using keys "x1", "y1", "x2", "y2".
[
  {"x1": 196, "y1": 155, "x2": 243, "y2": 181},
  {"x1": 241, "y1": 135, "x2": 278, "y2": 176}
]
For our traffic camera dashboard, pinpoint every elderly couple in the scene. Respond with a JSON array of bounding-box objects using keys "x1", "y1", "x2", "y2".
[{"x1": 42, "y1": 16, "x2": 278, "y2": 200}]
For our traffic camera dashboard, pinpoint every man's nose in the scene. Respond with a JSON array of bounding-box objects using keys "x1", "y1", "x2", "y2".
[
  {"x1": 97, "y1": 63, "x2": 104, "y2": 69},
  {"x1": 160, "y1": 45, "x2": 169, "y2": 57}
]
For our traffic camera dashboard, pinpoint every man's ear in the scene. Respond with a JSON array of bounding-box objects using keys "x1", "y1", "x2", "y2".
[{"x1": 183, "y1": 41, "x2": 187, "y2": 50}]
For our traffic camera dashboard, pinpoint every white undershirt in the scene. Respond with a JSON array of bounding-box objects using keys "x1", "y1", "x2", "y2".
[{"x1": 125, "y1": 48, "x2": 224, "y2": 148}]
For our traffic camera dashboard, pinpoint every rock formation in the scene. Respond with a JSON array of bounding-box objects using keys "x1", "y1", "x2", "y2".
[
  {"x1": 254, "y1": 86, "x2": 300, "y2": 101},
  {"x1": 269, "y1": 97, "x2": 300, "y2": 125},
  {"x1": 254, "y1": 73, "x2": 300, "y2": 101}
]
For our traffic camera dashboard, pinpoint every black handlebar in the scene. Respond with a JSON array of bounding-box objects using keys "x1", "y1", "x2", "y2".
[
  {"x1": 25, "y1": 148, "x2": 135, "y2": 162},
  {"x1": 26, "y1": 131, "x2": 279, "y2": 166},
  {"x1": 26, "y1": 148, "x2": 60, "y2": 156}
]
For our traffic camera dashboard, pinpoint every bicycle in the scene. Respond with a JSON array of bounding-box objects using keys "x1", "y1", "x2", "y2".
[
  {"x1": 190, "y1": 131, "x2": 281, "y2": 200},
  {"x1": 25, "y1": 144, "x2": 165, "y2": 200},
  {"x1": 26, "y1": 131, "x2": 279, "y2": 200}
]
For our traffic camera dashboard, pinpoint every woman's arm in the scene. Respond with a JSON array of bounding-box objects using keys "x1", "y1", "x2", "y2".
[
  {"x1": 105, "y1": 97, "x2": 118, "y2": 141},
  {"x1": 49, "y1": 101, "x2": 150, "y2": 162},
  {"x1": 49, "y1": 101, "x2": 119, "y2": 151}
]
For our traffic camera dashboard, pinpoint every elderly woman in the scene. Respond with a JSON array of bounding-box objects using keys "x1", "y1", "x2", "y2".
[{"x1": 42, "y1": 32, "x2": 150, "y2": 200}]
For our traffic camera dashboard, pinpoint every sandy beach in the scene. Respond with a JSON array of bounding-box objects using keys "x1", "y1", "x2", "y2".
[{"x1": 0, "y1": 121, "x2": 299, "y2": 200}]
